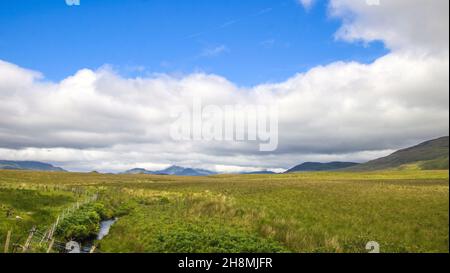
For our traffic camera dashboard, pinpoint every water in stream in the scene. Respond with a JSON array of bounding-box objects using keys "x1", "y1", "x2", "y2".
[
  {"x1": 79, "y1": 218, "x2": 117, "y2": 253},
  {"x1": 97, "y1": 218, "x2": 117, "y2": 240}
]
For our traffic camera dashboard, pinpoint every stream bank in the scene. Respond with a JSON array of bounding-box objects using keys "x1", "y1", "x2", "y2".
[{"x1": 79, "y1": 218, "x2": 117, "y2": 253}]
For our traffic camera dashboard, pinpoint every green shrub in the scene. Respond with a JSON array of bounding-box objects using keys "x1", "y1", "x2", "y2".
[
  {"x1": 153, "y1": 223, "x2": 286, "y2": 253},
  {"x1": 56, "y1": 202, "x2": 106, "y2": 241}
]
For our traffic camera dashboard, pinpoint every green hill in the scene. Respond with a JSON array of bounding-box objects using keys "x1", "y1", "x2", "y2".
[
  {"x1": 285, "y1": 162, "x2": 359, "y2": 173},
  {"x1": 0, "y1": 160, "x2": 66, "y2": 172},
  {"x1": 347, "y1": 136, "x2": 449, "y2": 171}
]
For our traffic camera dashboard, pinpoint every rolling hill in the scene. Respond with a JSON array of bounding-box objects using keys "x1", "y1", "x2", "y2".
[
  {"x1": 346, "y1": 136, "x2": 449, "y2": 171},
  {"x1": 0, "y1": 160, "x2": 66, "y2": 172},
  {"x1": 123, "y1": 168, "x2": 157, "y2": 175},
  {"x1": 285, "y1": 162, "x2": 359, "y2": 173},
  {"x1": 123, "y1": 165, "x2": 217, "y2": 176}
]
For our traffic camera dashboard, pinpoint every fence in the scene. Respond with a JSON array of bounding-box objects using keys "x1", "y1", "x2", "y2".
[{"x1": 3, "y1": 193, "x2": 100, "y2": 253}]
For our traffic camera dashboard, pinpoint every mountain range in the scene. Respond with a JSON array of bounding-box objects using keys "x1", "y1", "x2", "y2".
[
  {"x1": 0, "y1": 160, "x2": 66, "y2": 172},
  {"x1": 1, "y1": 136, "x2": 448, "y2": 175},
  {"x1": 123, "y1": 165, "x2": 217, "y2": 176},
  {"x1": 124, "y1": 167, "x2": 277, "y2": 176},
  {"x1": 285, "y1": 162, "x2": 359, "y2": 173},
  {"x1": 346, "y1": 136, "x2": 449, "y2": 171}
]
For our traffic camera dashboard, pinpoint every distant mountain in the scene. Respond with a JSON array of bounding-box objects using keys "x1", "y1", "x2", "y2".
[
  {"x1": 156, "y1": 165, "x2": 186, "y2": 175},
  {"x1": 123, "y1": 168, "x2": 156, "y2": 175},
  {"x1": 123, "y1": 165, "x2": 217, "y2": 176},
  {"x1": 0, "y1": 160, "x2": 66, "y2": 172},
  {"x1": 285, "y1": 162, "x2": 359, "y2": 173},
  {"x1": 155, "y1": 165, "x2": 217, "y2": 176},
  {"x1": 346, "y1": 136, "x2": 449, "y2": 171}
]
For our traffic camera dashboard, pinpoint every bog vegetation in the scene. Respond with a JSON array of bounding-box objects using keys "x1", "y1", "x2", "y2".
[{"x1": 0, "y1": 170, "x2": 448, "y2": 253}]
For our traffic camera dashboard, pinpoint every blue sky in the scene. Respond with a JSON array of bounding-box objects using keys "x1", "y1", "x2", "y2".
[
  {"x1": 0, "y1": 0, "x2": 388, "y2": 86},
  {"x1": 0, "y1": 0, "x2": 448, "y2": 172}
]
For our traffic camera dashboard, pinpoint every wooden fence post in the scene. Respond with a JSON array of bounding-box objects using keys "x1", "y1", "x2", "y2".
[
  {"x1": 46, "y1": 227, "x2": 52, "y2": 241},
  {"x1": 40, "y1": 230, "x2": 48, "y2": 244},
  {"x1": 4, "y1": 230, "x2": 11, "y2": 253},
  {"x1": 46, "y1": 239, "x2": 55, "y2": 253},
  {"x1": 48, "y1": 222, "x2": 56, "y2": 240},
  {"x1": 89, "y1": 245, "x2": 96, "y2": 253},
  {"x1": 22, "y1": 226, "x2": 36, "y2": 253}
]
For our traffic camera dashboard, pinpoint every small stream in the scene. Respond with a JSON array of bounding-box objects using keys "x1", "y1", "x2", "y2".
[
  {"x1": 79, "y1": 218, "x2": 117, "y2": 253},
  {"x1": 97, "y1": 218, "x2": 117, "y2": 240}
]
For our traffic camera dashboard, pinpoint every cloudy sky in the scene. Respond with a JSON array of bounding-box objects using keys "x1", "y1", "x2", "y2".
[{"x1": 0, "y1": 0, "x2": 448, "y2": 173}]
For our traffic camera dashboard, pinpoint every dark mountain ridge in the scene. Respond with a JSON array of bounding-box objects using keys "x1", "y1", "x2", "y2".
[
  {"x1": 0, "y1": 160, "x2": 66, "y2": 172},
  {"x1": 123, "y1": 165, "x2": 217, "y2": 176},
  {"x1": 346, "y1": 136, "x2": 449, "y2": 171},
  {"x1": 285, "y1": 161, "x2": 359, "y2": 173}
]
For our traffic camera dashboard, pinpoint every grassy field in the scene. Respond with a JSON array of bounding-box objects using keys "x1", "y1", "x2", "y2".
[{"x1": 0, "y1": 170, "x2": 448, "y2": 253}]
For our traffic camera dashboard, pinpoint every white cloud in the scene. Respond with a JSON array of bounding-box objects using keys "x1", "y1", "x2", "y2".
[
  {"x1": 200, "y1": 45, "x2": 229, "y2": 57},
  {"x1": 330, "y1": 0, "x2": 449, "y2": 53},
  {"x1": 0, "y1": 0, "x2": 448, "y2": 172},
  {"x1": 298, "y1": 0, "x2": 316, "y2": 10}
]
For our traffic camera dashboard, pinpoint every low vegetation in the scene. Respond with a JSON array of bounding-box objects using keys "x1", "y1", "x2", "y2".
[
  {"x1": 55, "y1": 202, "x2": 113, "y2": 241},
  {"x1": 0, "y1": 169, "x2": 448, "y2": 253}
]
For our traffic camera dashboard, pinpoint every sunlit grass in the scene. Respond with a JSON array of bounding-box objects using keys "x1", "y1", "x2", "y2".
[{"x1": 0, "y1": 169, "x2": 448, "y2": 253}]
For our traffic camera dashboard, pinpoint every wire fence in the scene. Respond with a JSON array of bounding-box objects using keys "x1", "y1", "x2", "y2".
[{"x1": 3, "y1": 193, "x2": 101, "y2": 253}]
